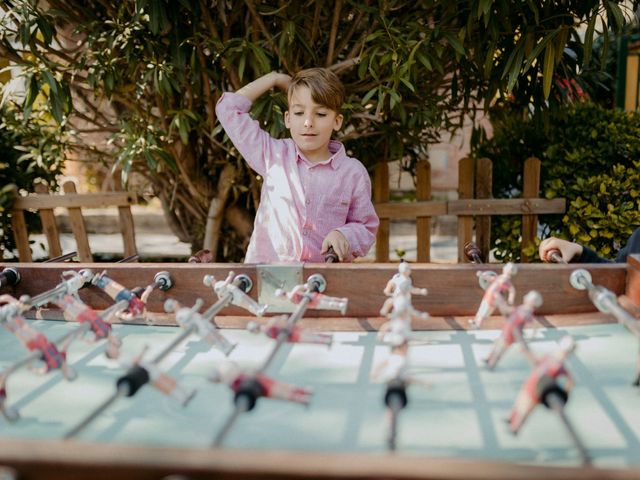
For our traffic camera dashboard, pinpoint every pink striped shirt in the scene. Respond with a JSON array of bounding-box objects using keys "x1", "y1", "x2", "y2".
[{"x1": 216, "y1": 92, "x2": 379, "y2": 263}]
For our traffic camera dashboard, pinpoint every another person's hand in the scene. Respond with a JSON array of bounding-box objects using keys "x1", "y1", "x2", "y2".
[
  {"x1": 539, "y1": 237, "x2": 583, "y2": 263},
  {"x1": 321, "y1": 230, "x2": 350, "y2": 262}
]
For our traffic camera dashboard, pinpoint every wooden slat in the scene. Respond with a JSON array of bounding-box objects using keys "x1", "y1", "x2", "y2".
[
  {"x1": 12, "y1": 192, "x2": 137, "y2": 210},
  {"x1": 625, "y1": 53, "x2": 639, "y2": 110},
  {"x1": 448, "y1": 198, "x2": 565, "y2": 216},
  {"x1": 457, "y1": 157, "x2": 474, "y2": 262},
  {"x1": 627, "y1": 254, "x2": 640, "y2": 307},
  {"x1": 416, "y1": 159, "x2": 431, "y2": 262},
  {"x1": 2, "y1": 437, "x2": 639, "y2": 480},
  {"x1": 2, "y1": 262, "x2": 626, "y2": 319},
  {"x1": 10, "y1": 210, "x2": 32, "y2": 262},
  {"x1": 374, "y1": 162, "x2": 390, "y2": 262},
  {"x1": 374, "y1": 200, "x2": 447, "y2": 219},
  {"x1": 521, "y1": 157, "x2": 541, "y2": 262},
  {"x1": 34, "y1": 182, "x2": 62, "y2": 259},
  {"x1": 118, "y1": 206, "x2": 138, "y2": 258},
  {"x1": 62, "y1": 181, "x2": 92, "y2": 262},
  {"x1": 475, "y1": 157, "x2": 492, "y2": 262}
]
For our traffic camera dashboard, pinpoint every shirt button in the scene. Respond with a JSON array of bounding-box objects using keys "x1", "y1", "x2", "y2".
[
  {"x1": 303, "y1": 231, "x2": 308, "y2": 236},
  {"x1": 305, "y1": 199, "x2": 310, "y2": 205}
]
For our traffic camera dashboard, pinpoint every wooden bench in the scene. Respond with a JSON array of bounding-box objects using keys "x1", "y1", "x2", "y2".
[{"x1": 11, "y1": 180, "x2": 138, "y2": 262}]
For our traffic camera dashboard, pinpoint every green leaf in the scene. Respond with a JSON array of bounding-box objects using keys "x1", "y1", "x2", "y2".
[
  {"x1": 542, "y1": 44, "x2": 555, "y2": 99},
  {"x1": 583, "y1": 14, "x2": 597, "y2": 67}
]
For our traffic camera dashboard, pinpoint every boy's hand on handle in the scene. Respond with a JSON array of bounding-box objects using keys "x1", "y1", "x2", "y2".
[
  {"x1": 539, "y1": 237, "x2": 583, "y2": 263},
  {"x1": 322, "y1": 230, "x2": 349, "y2": 262}
]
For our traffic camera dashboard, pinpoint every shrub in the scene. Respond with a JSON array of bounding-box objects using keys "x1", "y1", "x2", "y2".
[
  {"x1": 475, "y1": 103, "x2": 640, "y2": 261},
  {"x1": 0, "y1": 104, "x2": 65, "y2": 259}
]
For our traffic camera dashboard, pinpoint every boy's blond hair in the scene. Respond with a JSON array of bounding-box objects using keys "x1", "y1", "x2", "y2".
[{"x1": 288, "y1": 68, "x2": 345, "y2": 113}]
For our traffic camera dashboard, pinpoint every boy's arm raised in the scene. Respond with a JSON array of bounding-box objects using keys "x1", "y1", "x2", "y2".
[
  {"x1": 236, "y1": 72, "x2": 291, "y2": 102},
  {"x1": 215, "y1": 72, "x2": 291, "y2": 176}
]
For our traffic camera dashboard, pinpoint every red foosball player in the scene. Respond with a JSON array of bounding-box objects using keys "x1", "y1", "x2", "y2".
[
  {"x1": 276, "y1": 283, "x2": 348, "y2": 314},
  {"x1": 209, "y1": 361, "x2": 312, "y2": 410},
  {"x1": 470, "y1": 262, "x2": 517, "y2": 329},
  {"x1": 119, "y1": 348, "x2": 196, "y2": 406},
  {"x1": 484, "y1": 290, "x2": 542, "y2": 370},
  {"x1": 53, "y1": 294, "x2": 122, "y2": 359},
  {"x1": 507, "y1": 336, "x2": 575, "y2": 435},
  {"x1": 247, "y1": 315, "x2": 333, "y2": 346}
]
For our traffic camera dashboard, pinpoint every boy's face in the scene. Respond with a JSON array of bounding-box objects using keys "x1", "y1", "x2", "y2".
[{"x1": 284, "y1": 85, "x2": 343, "y2": 162}]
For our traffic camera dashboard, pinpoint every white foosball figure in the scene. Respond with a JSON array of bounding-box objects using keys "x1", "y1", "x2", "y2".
[
  {"x1": 378, "y1": 279, "x2": 429, "y2": 346},
  {"x1": 470, "y1": 262, "x2": 517, "y2": 329},
  {"x1": 383, "y1": 262, "x2": 428, "y2": 298},
  {"x1": 205, "y1": 271, "x2": 267, "y2": 317}
]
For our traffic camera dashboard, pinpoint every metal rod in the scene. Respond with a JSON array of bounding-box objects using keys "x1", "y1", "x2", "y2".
[
  {"x1": 64, "y1": 386, "x2": 128, "y2": 439},
  {"x1": 150, "y1": 326, "x2": 195, "y2": 364},
  {"x1": 118, "y1": 254, "x2": 139, "y2": 263},
  {"x1": 546, "y1": 393, "x2": 591, "y2": 466},
  {"x1": 44, "y1": 252, "x2": 77, "y2": 263},
  {"x1": 548, "y1": 249, "x2": 567, "y2": 264},
  {"x1": 25, "y1": 270, "x2": 93, "y2": 308},
  {"x1": 387, "y1": 395, "x2": 403, "y2": 452},
  {"x1": 212, "y1": 395, "x2": 250, "y2": 447}
]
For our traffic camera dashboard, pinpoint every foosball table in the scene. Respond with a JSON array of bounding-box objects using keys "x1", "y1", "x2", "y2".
[{"x1": 0, "y1": 256, "x2": 640, "y2": 480}]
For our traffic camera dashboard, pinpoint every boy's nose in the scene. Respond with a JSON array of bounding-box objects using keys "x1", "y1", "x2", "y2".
[{"x1": 304, "y1": 118, "x2": 312, "y2": 127}]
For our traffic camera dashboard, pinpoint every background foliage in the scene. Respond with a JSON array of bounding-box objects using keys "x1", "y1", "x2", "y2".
[
  {"x1": 0, "y1": 103, "x2": 65, "y2": 258},
  {"x1": 476, "y1": 103, "x2": 640, "y2": 261},
  {"x1": 0, "y1": 0, "x2": 635, "y2": 260}
]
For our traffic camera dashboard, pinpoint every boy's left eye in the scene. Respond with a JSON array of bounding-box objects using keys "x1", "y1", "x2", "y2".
[{"x1": 317, "y1": 112, "x2": 327, "y2": 117}]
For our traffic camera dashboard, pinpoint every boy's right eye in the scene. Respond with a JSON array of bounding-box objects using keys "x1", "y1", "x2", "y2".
[{"x1": 293, "y1": 111, "x2": 304, "y2": 116}]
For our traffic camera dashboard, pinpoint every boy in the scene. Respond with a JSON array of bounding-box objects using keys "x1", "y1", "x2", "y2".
[
  {"x1": 539, "y1": 227, "x2": 640, "y2": 263},
  {"x1": 215, "y1": 68, "x2": 378, "y2": 263}
]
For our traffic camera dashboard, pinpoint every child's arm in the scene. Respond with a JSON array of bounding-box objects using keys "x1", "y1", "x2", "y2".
[
  {"x1": 215, "y1": 72, "x2": 291, "y2": 176},
  {"x1": 236, "y1": 72, "x2": 291, "y2": 102}
]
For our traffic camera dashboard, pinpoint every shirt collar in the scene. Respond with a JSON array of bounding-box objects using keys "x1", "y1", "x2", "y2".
[{"x1": 296, "y1": 140, "x2": 346, "y2": 170}]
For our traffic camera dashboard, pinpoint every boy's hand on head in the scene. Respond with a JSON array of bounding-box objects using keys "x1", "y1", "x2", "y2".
[
  {"x1": 321, "y1": 230, "x2": 350, "y2": 262},
  {"x1": 271, "y1": 72, "x2": 292, "y2": 92}
]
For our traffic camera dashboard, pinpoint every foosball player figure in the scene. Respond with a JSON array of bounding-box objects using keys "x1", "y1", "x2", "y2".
[
  {"x1": 484, "y1": 290, "x2": 542, "y2": 370},
  {"x1": 247, "y1": 315, "x2": 333, "y2": 346},
  {"x1": 92, "y1": 270, "x2": 172, "y2": 324},
  {"x1": 164, "y1": 298, "x2": 236, "y2": 356},
  {"x1": 383, "y1": 261, "x2": 428, "y2": 298},
  {"x1": 204, "y1": 271, "x2": 268, "y2": 317},
  {"x1": 470, "y1": 262, "x2": 517, "y2": 329},
  {"x1": 276, "y1": 282, "x2": 348, "y2": 315},
  {"x1": 53, "y1": 293, "x2": 122, "y2": 359},
  {"x1": 119, "y1": 348, "x2": 196, "y2": 406},
  {"x1": 209, "y1": 361, "x2": 312, "y2": 410},
  {"x1": 507, "y1": 336, "x2": 575, "y2": 435},
  {"x1": 378, "y1": 279, "x2": 429, "y2": 346}
]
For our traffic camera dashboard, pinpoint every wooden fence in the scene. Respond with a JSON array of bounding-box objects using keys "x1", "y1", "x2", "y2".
[
  {"x1": 373, "y1": 157, "x2": 566, "y2": 263},
  {"x1": 11, "y1": 180, "x2": 138, "y2": 262}
]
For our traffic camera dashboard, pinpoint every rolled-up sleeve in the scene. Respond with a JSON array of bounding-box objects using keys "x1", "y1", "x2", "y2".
[
  {"x1": 215, "y1": 92, "x2": 273, "y2": 176},
  {"x1": 336, "y1": 168, "x2": 379, "y2": 258}
]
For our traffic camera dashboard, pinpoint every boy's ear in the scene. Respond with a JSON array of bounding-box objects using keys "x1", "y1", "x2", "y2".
[
  {"x1": 284, "y1": 110, "x2": 290, "y2": 128},
  {"x1": 333, "y1": 113, "x2": 344, "y2": 131}
]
